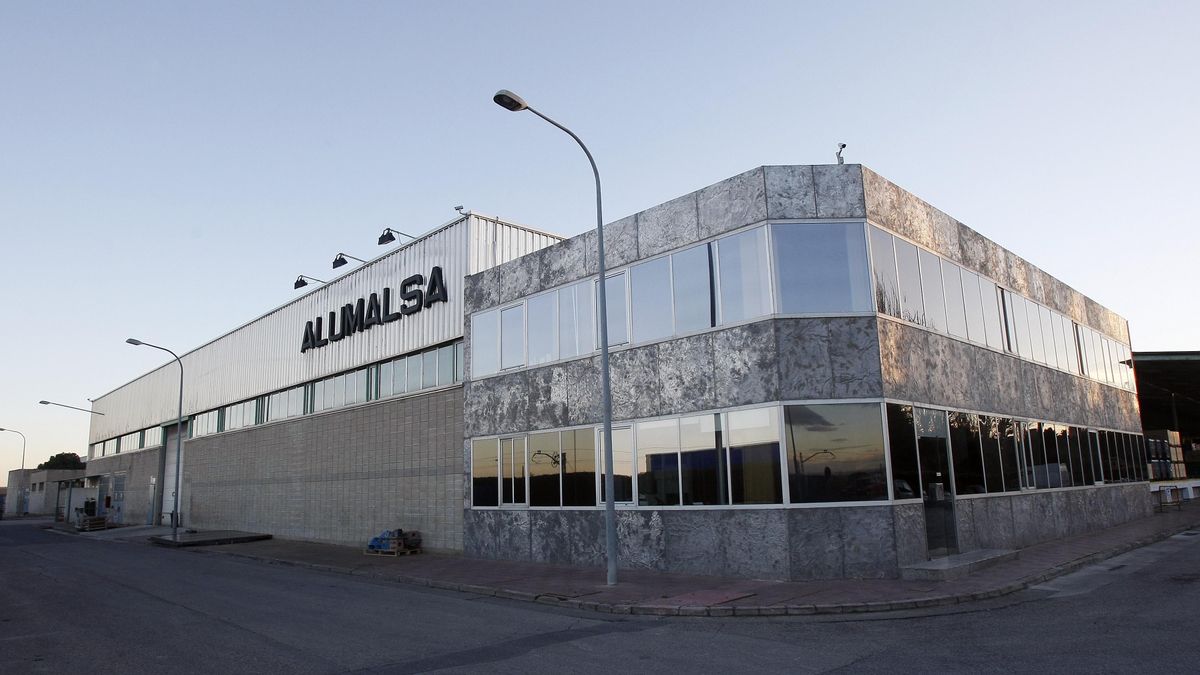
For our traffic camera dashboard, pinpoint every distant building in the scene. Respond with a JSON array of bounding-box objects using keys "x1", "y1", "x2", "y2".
[{"x1": 1132, "y1": 351, "x2": 1199, "y2": 480}]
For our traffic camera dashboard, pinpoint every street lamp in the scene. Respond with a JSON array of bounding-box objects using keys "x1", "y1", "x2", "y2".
[
  {"x1": 294, "y1": 275, "x2": 326, "y2": 290},
  {"x1": 332, "y1": 253, "x2": 366, "y2": 269},
  {"x1": 126, "y1": 338, "x2": 185, "y2": 540},
  {"x1": 0, "y1": 428, "x2": 28, "y2": 515},
  {"x1": 492, "y1": 88, "x2": 619, "y2": 585},
  {"x1": 377, "y1": 228, "x2": 415, "y2": 246},
  {"x1": 38, "y1": 400, "x2": 104, "y2": 415}
]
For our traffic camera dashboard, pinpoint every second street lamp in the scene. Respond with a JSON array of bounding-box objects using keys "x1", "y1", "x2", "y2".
[
  {"x1": 492, "y1": 88, "x2": 620, "y2": 586},
  {"x1": 126, "y1": 338, "x2": 185, "y2": 540}
]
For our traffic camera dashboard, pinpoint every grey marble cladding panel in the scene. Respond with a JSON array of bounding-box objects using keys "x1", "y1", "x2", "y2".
[
  {"x1": 721, "y1": 509, "x2": 790, "y2": 580},
  {"x1": 814, "y1": 164, "x2": 866, "y2": 219},
  {"x1": 638, "y1": 191, "x2": 699, "y2": 259},
  {"x1": 788, "y1": 507, "x2": 844, "y2": 580},
  {"x1": 697, "y1": 167, "x2": 767, "y2": 240},
  {"x1": 765, "y1": 165, "x2": 817, "y2": 219},
  {"x1": 840, "y1": 506, "x2": 899, "y2": 579},
  {"x1": 656, "y1": 333, "x2": 716, "y2": 415},
  {"x1": 498, "y1": 250, "x2": 542, "y2": 306},
  {"x1": 712, "y1": 321, "x2": 779, "y2": 408},
  {"x1": 585, "y1": 215, "x2": 639, "y2": 273},
  {"x1": 660, "y1": 510, "x2": 727, "y2": 576},
  {"x1": 617, "y1": 510, "x2": 667, "y2": 570},
  {"x1": 892, "y1": 503, "x2": 926, "y2": 567},
  {"x1": 609, "y1": 346, "x2": 662, "y2": 420},
  {"x1": 464, "y1": 267, "x2": 499, "y2": 316},
  {"x1": 537, "y1": 235, "x2": 587, "y2": 292},
  {"x1": 776, "y1": 318, "x2": 883, "y2": 400}
]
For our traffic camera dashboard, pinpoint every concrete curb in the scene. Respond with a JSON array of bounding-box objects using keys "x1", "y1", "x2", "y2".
[{"x1": 180, "y1": 519, "x2": 1199, "y2": 618}]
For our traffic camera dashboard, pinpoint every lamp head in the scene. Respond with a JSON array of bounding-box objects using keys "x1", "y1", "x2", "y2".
[
  {"x1": 332, "y1": 254, "x2": 348, "y2": 269},
  {"x1": 294, "y1": 276, "x2": 308, "y2": 290},
  {"x1": 493, "y1": 89, "x2": 528, "y2": 112},
  {"x1": 39, "y1": 400, "x2": 49, "y2": 405},
  {"x1": 378, "y1": 229, "x2": 396, "y2": 245},
  {"x1": 125, "y1": 338, "x2": 143, "y2": 346}
]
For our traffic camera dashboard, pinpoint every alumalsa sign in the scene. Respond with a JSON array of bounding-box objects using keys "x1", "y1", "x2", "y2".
[{"x1": 300, "y1": 266, "x2": 447, "y2": 353}]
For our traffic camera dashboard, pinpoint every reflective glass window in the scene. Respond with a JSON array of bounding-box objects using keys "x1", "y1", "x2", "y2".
[
  {"x1": 949, "y1": 412, "x2": 986, "y2": 494},
  {"x1": 942, "y1": 260, "x2": 968, "y2": 339},
  {"x1": 602, "y1": 273, "x2": 629, "y2": 346},
  {"x1": 471, "y1": 309, "x2": 499, "y2": 377},
  {"x1": 500, "y1": 305, "x2": 525, "y2": 370},
  {"x1": 887, "y1": 404, "x2": 920, "y2": 499},
  {"x1": 960, "y1": 271, "x2": 984, "y2": 345},
  {"x1": 915, "y1": 407, "x2": 953, "y2": 500},
  {"x1": 785, "y1": 403, "x2": 887, "y2": 503},
  {"x1": 1026, "y1": 423, "x2": 1048, "y2": 488},
  {"x1": 1056, "y1": 425, "x2": 1074, "y2": 487},
  {"x1": 869, "y1": 226, "x2": 901, "y2": 317},
  {"x1": 422, "y1": 351, "x2": 437, "y2": 389},
  {"x1": 980, "y1": 279, "x2": 1004, "y2": 350},
  {"x1": 393, "y1": 357, "x2": 407, "y2": 394},
  {"x1": 999, "y1": 419, "x2": 1022, "y2": 491},
  {"x1": 772, "y1": 222, "x2": 871, "y2": 314},
  {"x1": 455, "y1": 342, "x2": 465, "y2": 382},
  {"x1": 672, "y1": 243, "x2": 713, "y2": 333},
  {"x1": 680, "y1": 413, "x2": 726, "y2": 505},
  {"x1": 501, "y1": 437, "x2": 526, "y2": 505},
  {"x1": 379, "y1": 360, "x2": 393, "y2": 398},
  {"x1": 918, "y1": 249, "x2": 947, "y2": 332},
  {"x1": 561, "y1": 428, "x2": 597, "y2": 507},
  {"x1": 1072, "y1": 426, "x2": 1093, "y2": 484},
  {"x1": 438, "y1": 344, "x2": 455, "y2": 385},
  {"x1": 528, "y1": 432, "x2": 560, "y2": 507},
  {"x1": 406, "y1": 355, "x2": 422, "y2": 393},
  {"x1": 727, "y1": 407, "x2": 782, "y2": 504},
  {"x1": 717, "y1": 227, "x2": 771, "y2": 324},
  {"x1": 558, "y1": 280, "x2": 594, "y2": 359},
  {"x1": 979, "y1": 416, "x2": 1005, "y2": 493},
  {"x1": 1038, "y1": 306, "x2": 1058, "y2": 368},
  {"x1": 631, "y1": 256, "x2": 674, "y2": 343},
  {"x1": 526, "y1": 292, "x2": 557, "y2": 365},
  {"x1": 636, "y1": 419, "x2": 681, "y2": 506},
  {"x1": 471, "y1": 439, "x2": 499, "y2": 507},
  {"x1": 894, "y1": 238, "x2": 925, "y2": 325},
  {"x1": 599, "y1": 427, "x2": 634, "y2": 503},
  {"x1": 1025, "y1": 300, "x2": 1045, "y2": 364}
]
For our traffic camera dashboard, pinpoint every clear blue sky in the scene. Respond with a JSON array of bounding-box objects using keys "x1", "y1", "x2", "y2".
[{"x1": 2, "y1": 1, "x2": 1196, "y2": 481}]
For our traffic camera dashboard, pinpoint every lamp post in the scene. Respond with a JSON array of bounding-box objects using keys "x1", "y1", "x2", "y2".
[
  {"x1": 0, "y1": 428, "x2": 27, "y2": 515},
  {"x1": 38, "y1": 400, "x2": 105, "y2": 415},
  {"x1": 126, "y1": 338, "x2": 185, "y2": 539},
  {"x1": 492, "y1": 89, "x2": 619, "y2": 585}
]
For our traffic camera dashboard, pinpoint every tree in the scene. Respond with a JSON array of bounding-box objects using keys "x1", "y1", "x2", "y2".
[{"x1": 37, "y1": 453, "x2": 85, "y2": 470}]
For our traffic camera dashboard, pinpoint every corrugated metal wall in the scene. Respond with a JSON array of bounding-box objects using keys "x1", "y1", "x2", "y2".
[{"x1": 89, "y1": 215, "x2": 560, "y2": 443}]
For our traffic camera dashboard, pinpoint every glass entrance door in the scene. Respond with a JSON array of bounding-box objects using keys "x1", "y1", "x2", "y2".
[{"x1": 916, "y1": 407, "x2": 958, "y2": 558}]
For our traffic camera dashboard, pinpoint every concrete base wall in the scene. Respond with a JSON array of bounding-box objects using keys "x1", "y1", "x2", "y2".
[
  {"x1": 956, "y1": 483, "x2": 1152, "y2": 552},
  {"x1": 182, "y1": 387, "x2": 465, "y2": 550},
  {"x1": 86, "y1": 450, "x2": 163, "y2": 525},
  {"x1": 465, "y1": 483, "x2": 1152, "y2": 580}
]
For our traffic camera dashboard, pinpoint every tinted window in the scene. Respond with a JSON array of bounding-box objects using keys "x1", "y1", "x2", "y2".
[
  {"x1": 949, "y1": 412, "x2": 986, "y2": 494},
  {"x1": 471, "y1": 310, "x2": 499, "y2": 376},
  {"x1": 561, "y1": 428, "x2": 596, "y2": 507},
  {"x1": 602, "y1": 273, "x2": 628, "y2": 346},
  {"x1": 869, "y1": 226, "x2": 901, "y2": 317},
  {"x1": 600, "y1": 427, "x2": 634, "y2": 503},
  {"x1": 500, "y1": 306, "x2": 525, "y2": 370},
  {"x1": 784, "y1": 403, "x2": 886, "y2": 503},
  {"x1": 894, "y1": 238, "x2": 924, "y2": 325},
  {"x1": 471, "y1": 439, "x2": 499, "y2": 507},
  {"x1": 528, "y1": 432, "x2": 560, "y2": 507},
  {"x1": 558, "y1": 280, "x2": 594, "y2": 359},
  {"x1": 680, "y1": 413, "x2": 726, "y2": 505},
  {"x1": 772, "y1": 222, "x2": 872, "y2": 313},
  {"x1": 727, "y1": 407, "x2": 782, "y2": 504},
  {"x1": 886, "y1": 404, "x2": 920, "y2": 499},
  {"x1": 526, "y1": 292, "x2": 557, "y2": 366},
  {"x1": 918, "y1": 249, "x2": 947, "y2": 332},
  {"x1": 980, "y1": 279, "x2": 1004, "y2": 350},
  {"x1": 942, "y1": 260, "x2": 968, "y2": 339},
  {"x1": 717, "y1": 227, "x2": 771, "y2": 324},
  {"x1": 631, "y1": 256, "x2": 674, "y2": 343},
  {"x1": 672, "y1": 244, "x2": 713, "y2": 333},
  {"x1": 637, "y1": 419, "x2": 681, "y2": 506}
]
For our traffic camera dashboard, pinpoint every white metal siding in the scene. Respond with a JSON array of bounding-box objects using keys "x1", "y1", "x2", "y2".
[{"x1": 89, "y1": 216, "x2": 561, "y2": 442}]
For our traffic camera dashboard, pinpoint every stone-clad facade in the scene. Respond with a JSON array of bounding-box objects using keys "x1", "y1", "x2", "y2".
[{"x1": 462, "y1": 164, "x2": 1147, "y2": 581}]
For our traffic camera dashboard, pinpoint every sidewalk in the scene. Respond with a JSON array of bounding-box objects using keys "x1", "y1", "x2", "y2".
[{"x1": 187, "y1": 503, "x2": 1200, "y2": 618}]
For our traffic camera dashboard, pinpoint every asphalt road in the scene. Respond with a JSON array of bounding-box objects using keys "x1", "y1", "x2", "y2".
[{"x1": 2, "y1": 519, "x2": 1198, "y2": 674}]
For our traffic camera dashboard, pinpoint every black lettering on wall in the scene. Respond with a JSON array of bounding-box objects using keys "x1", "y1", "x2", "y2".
[
  {"x1": 301, "y1": 321, "x2": 316, "y2": 353},
  {"x1": 329, "y1": 311, "x2": 344, "y2": 342},
  {"x1": 382, "y1": 288, "x2": 402, "y2": 323},
  {"x1": 365, "y1": 293, "x2": 382, "y2": 328},
  {"x1": 425, "y1": 266, "x2": 447, "y2": 307},
  {"x1": 400, "y1": 274, "x2": 424, "y2": 316}
]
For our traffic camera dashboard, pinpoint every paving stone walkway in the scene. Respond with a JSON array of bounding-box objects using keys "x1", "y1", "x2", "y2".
[{"x1": 173, "y1": 502, "x2": 1200, "y2": 617}]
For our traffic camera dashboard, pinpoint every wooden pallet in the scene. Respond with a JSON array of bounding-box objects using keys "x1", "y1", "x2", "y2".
[{"x1": 76, "y1": 516, "x2": 108, "y2": 532}]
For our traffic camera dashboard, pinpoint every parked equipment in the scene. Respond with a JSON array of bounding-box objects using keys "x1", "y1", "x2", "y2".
[{"x1": 364, "y1": 529, "x2": 423, "y2": 556}]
